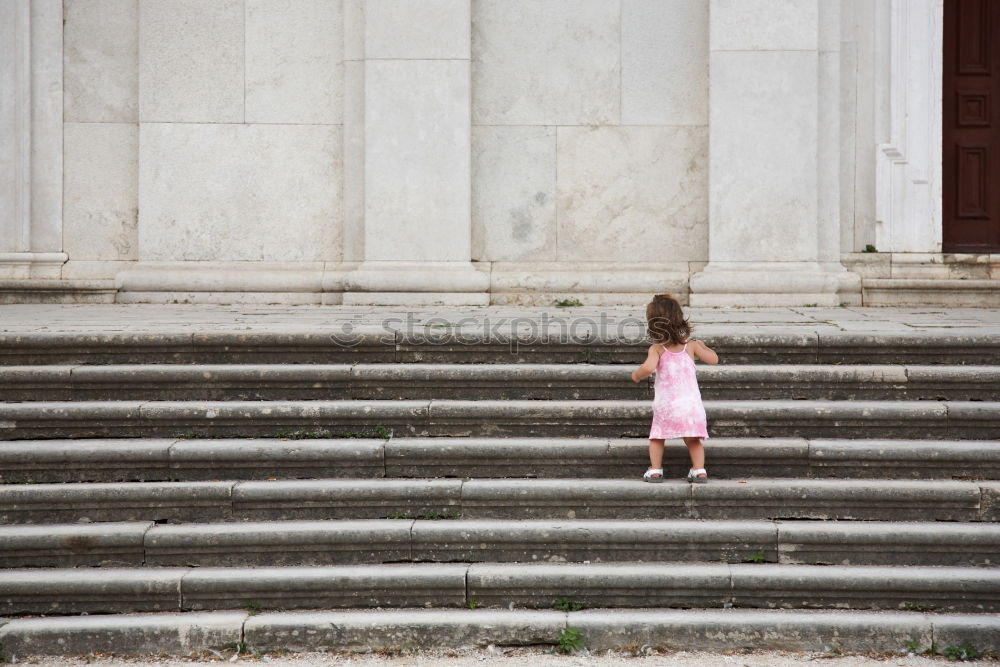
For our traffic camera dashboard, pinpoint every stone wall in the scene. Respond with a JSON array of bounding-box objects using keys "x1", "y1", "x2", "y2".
[
  {"x1": 6, "y1": 0, "x2": 982, "y2": 306},
  {"x1": 55, "y1": 0, "x2": 710, "y2": 301},
  {"x1": 63, "y1": 0, "x2": 343, "y2": 283}
]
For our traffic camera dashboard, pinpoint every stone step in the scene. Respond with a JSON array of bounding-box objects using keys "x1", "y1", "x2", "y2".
[
  {"x1": 1, "y1": 331, "x2": 997, "y2": 366},
  {"x1": 0, "y1": 562, "x2": 997, "y2": 615},
  {"x1": 3, "y1": 518, "x2": 997, "y2": 569},
  {"x1": 3, "y1": 437, "x2": 998, "y2": 483},
  {"x1": 2, "y1": 363, "x2": 997, "y2": 401},
  {"x1": 1, "y1": 608, "x2": 996, "y2": 658},
  {"x1": 1, "y1": 478, "x2": 994, "y2": 523},
  {"x1": 2, "y1": 399, "x2": 998, "y2": 440}
]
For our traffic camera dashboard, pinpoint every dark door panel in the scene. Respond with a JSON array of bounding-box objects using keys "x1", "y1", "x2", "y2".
[{"x1": 943, "y1": 0, "x2": 1000, "y2": 251}]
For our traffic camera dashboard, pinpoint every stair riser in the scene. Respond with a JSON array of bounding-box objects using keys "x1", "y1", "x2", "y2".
[
  {"x1": 5, "y1": 609, "x2": 997, "y2": 658},
  {"x1": 5, "y1": 521, "x2": 998, "y2": 569},
  {"x1": 4, "y1": 438, "x2": 998, "y2": 483},
  {"x1": 1, "y1": 482, "x2": 993, "y2": 524},
  {"x1": 3, "y1": 419, "x2": 994, "y2": 440},
  {"x1": 2, "y1": 364, "x2": 999, "y2": 403},
  {"x1": 1, "y1": 568, "x2": 996, "y2": 615},
  {"x1": 2, "y1": 333, "x2": 998, "y2": 365},
  {"x1": 5, "y1": 382, "x2": 996, "y2": 402}
]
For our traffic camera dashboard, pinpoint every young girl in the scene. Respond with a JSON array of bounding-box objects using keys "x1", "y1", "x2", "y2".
[{"x1": 631, "y1": 294, "x2": 718, "y2": 483}]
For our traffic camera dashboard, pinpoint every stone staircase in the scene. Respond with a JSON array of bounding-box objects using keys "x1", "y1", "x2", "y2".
[{"x1": 0, "y1": 327, "x2": 998, "y2": 659}]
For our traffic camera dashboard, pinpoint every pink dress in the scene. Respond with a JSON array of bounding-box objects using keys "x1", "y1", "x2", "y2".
[{"x1": 649, "y1": 343, "x2": 709, "y2": 440}]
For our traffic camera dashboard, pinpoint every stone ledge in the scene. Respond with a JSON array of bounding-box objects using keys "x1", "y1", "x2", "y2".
[
  {"x1": 3, "y1": 518, "x2": 998, "y2": 569},
  {"x1": 862, "y1": 278, "x2": 1000, "y2": 307},
  {"x1": 2, "y1": 363, "x2": 998, "y2": 401},
  {"x1": 0, "y1": 563, "x2": 997, "y2": 615},
  {"x1": 2, "y1": 608, "x2": 998, "y2": 657},
  {"x1": 0, "y1": 280, "x2": 117, "y2": 305},
  {"x1": 2, "y1": 329, "x2": 999, "y2": 365},
  {"x1": 7, "y1": 398, "x2": 995, "y2": 439},
  {"x1": 4, "y1": 437, "x2": 998, "y2": 483},
  {"x1": 0, "y1": 478, "x2": 990, "y2": 524}
]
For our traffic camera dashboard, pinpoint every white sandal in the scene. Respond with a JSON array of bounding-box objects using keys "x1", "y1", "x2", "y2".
[
  {"x1": 687, "y1": 468, "x2": 708, "y2": 484},
  {"x1": 643, "y1": 467, "x2": 664, "y2": 483}
]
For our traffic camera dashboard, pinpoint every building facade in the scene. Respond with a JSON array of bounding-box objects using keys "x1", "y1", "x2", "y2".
[{"x1": 0, "y1": 0, "x2": 996, "y2": 306}]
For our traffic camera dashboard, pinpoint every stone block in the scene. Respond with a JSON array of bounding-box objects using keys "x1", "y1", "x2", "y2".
[
  {"x1": 232, "y1": 479, "x2": 461, "y2": 520},
  {"x1": 689, "y1": 480, "x2": 980, "y2": 522},
  {"x1": 64, "y1": 0, "x2": 138, "y2": 122},
  {"x1": 808, "y1": 440, "x2": 1000, "y2": 480},
  {"x1": 472, "y1": 126, "x2": 556, "y2": 262},
  {"x1": 426, "y1": 399, "x2": 648, "y2": 437},
  {"x1": 136, "y1": 399, "x2": 429, "y2": 438},
  {"x1": 386, "y1": 437, "x2": 613, "y2": 478},
  {"x1": 0, "y1": 481, "x2": 233, "y2": 524},
  {"x1": 366, "y1": 0, "x2": 470, "y2": 59},
  {"x1": 0, "y1": 522, "x2": 150, "y2": 568},
  {"x1": 933, "y1": 615, "x2": 1000, "y2": 652},
  {"x1": 0, "y1": 568, "x2": 186, "y2": 615},
  {"x1": 611, "y1": 437, "x2": 813, "y2": 480},
  {"x1": 411, "y1": 519, "x2": 775, "y2": 564},
  {"x1": 351, "y1": 363, "x2": 643, "y2": 400},
  {"x1": 246, "y1": 0, "x2": 343, "y2": 124},
  {"x1": 460, "y1": 479, "x2": 689, "y2": 520},
  {"x1": 364, "y1": 59, "x2": 470, "y2": 261},
  {"x1": 573, "y1": 609, "x2": 931, "y2": 652},
  {"x1": 181, "y1": 564, "x2": 467, "y2": 611},
  {"x1": 622, "y1": 0, "x2": 708, "y2": 125},
  {"x1": 556, "y1": 126, "x2": 708, "y2": 263},
  {"x1": 708, "y1": 50, "x2": 818, "y2": 263},
  {"x1": 245, "y1": 609, "x2": 565, "y2": 652},
  {"x1": 138, "y1": 123, "x2": 341, "y2": 262},
  {"x1": 704, "y1": 399, "x2": 955, "y2": 439},
  {"x1": 472, "y1": 0, "x2": 619, "y2": 125},
  {"x1": 139, "y1": 0, "x2": 244, "y2": 123},
  {"x1": 778, "y1": 521, "x2": 1000, "y2": 567},
  {"x1": 0, "y1": 439, "x2": 173, "y2": 483},
  {"x1": 169, "y1": 438, "x2": 385, "y2": 481},
  {"x1": 729, "y1": 564, "x2": 1000, "y2": 613},
  {"x1": 980, "y1": 482, "x2": 1000, "y2": 522},
  {"x1": 709, "y1": 0, "x2": 818, "y2": 51},
  {"x1": 467, "y1": 562, "x2": 731, "y2": 608},
  {"x1": 64, "y1": 122, "x2": 139, "y2": 261},
  {"x1": 0, "y1": 612, "x2": 244, "y2": 660},
  {"x1": 145, "y1": 520, "x2": 412, "y2": 566},
  {"x1": 0, "y1": 400, "x2": 145, "y2": 440}
]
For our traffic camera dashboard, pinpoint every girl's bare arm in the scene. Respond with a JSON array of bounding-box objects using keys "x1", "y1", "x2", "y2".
[
  {"x1": 631, "y1": 345, "x2": 661, "y2": 382},
  {"x1": 691, "y1": 339, "x2": 719, "y2": 365}
]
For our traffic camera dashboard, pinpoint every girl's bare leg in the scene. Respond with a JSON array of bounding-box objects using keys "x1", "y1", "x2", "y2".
[
  {"x1": 648, "y1": 439, "x2": 665, "y2": 469},
  {"x1": 683, "y1": 437, "x2": 706, "y2": 475}
]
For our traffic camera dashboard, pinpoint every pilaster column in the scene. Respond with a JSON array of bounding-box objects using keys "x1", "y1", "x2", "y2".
[
  {"x1": 0, "y1": 0, "x2": 64, "y2": 279},
  {"x1": 343, "y1": 0, "x2": 488, "y2": 304},
  {"x1": 690, "y1": 0, "x2": 859, "y2": 306}
]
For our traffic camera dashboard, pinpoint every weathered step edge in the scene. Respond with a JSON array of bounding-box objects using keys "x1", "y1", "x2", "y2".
[
  {"x1": 3, "y1": 364, "x2": 998, "y2": 401},
  {"x1": 3, "y1": 519, "x2": 998, "y2": 569},
  {"x1": 2, "y1": 400, "x2": 998, "y2": 439},
  {"x1": 1, "y1": 563, "x2": 999, "y2": 615},
  {"x1": 0, "y1": 478, "x2": 995, "y2": 524},
  {"x1": 3, "y1": 437, "x2": 999, "y2": 483},
  {"x1": 0, "y1": 609, "x2": 996, "y2": 658},
  {"x1": 1, "y1": 330, "x2": 998, "y2": 365}
]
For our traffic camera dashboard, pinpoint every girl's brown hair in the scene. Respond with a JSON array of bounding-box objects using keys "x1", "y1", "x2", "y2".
[{"x1": 645, "y1": 294, "x2": 690, "y2": 345}]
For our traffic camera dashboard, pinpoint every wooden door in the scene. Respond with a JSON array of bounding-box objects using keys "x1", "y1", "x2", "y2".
[{"x1": 943, "y1": 0, "x2": 1000, "y2": 251}]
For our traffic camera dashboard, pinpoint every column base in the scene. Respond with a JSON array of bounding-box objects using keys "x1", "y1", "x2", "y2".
[
  {"x1": 0, "y1": 253, "x2": 67, "y2": 279},
  {"x1": 342, "y1": 261, "x2": 490, "y2": 305},
  {"x1": 689, "y1": 262, "x2": 862, "y2": 307}
]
